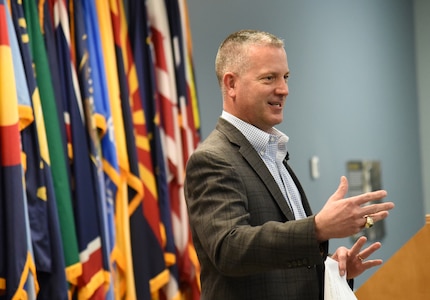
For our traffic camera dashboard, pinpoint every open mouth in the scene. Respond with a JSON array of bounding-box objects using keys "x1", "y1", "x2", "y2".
[{"x1": 268, "y1": 101, "x2": 282, "y2": 108}]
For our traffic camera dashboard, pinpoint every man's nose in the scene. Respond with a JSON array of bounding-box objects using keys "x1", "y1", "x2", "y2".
[{"x1": 276, "y1": 80, "x2": 289, "y2": 96}]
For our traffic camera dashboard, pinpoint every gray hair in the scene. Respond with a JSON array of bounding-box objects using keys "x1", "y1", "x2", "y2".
[{"x1": 215, "y1": 30, "x2": 285, "y2": 86}]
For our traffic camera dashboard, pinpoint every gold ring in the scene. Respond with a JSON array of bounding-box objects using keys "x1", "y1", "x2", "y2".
[
  {"x1": 364, "y1": 215, "x2": 374, "y2": 229},
  {"x1": 357, "y1": 255, "x2": 364, "y2": 261}
]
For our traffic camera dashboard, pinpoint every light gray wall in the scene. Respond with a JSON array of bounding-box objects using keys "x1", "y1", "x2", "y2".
[{"x1": 187, "y1": 0, "x2": 426, "y2": 289}]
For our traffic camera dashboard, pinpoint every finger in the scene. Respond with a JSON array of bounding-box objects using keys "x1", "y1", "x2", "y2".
[
  {"x1": 358, "y1": 209, "x2": 392, "y2": 231},
  {"x1": 363, "y1": 202, "x2": 395, "y2": 217},
  {"x1": 361, "y1": 259, "x2": 383, "y2": 270},
  {"x1": 329, "y1": 176, "x2": 349, "y2": 202},
  {"x1": 357, "y1": 242, "x2": 382, "y2": 260},
  {"x1": 349, "y1": 236, "x2": 367, "y2": 257},
  {"x1": 354, "y1": 190, "x2": 388, "y2": 206},
  {"x1": 363, "y1": 211, "x2": 390, "y2": 226}
]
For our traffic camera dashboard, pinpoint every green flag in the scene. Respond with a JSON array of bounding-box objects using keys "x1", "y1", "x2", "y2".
[{"x1": 22, "y1": 0, "x2": 82, "y2": 286}]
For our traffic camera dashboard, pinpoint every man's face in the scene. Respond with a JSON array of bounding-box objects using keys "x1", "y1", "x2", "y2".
[{"x1": 226, "y1": 45, "x2": 289, "y2": 132}]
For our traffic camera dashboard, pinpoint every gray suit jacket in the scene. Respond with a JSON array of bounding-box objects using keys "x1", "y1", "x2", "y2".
[{"x1": 185, "y1": 118, "x2": 328, "y2": 300}]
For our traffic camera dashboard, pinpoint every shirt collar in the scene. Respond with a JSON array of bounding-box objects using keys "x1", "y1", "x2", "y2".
[{"x1": 221, "y1": 111, "x2": 289, "y2": 160}]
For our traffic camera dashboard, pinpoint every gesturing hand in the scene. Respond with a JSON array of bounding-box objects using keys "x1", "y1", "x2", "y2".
[
  {"x1": 331, "y1": 236, "x2": 383, "y2": 279},
  {"x1": 314, "y1": 176, "x2": 394, "y2": 241}
]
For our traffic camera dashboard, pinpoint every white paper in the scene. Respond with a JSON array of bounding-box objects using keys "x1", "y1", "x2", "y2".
[{"x1": 324, "y1": 257, "x2": 357, "y2": 300}]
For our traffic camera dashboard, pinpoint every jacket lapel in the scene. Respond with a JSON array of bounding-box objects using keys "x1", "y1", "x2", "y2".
[{"x1": 216, "y1": 118, "x2": 296, "y2": 220}]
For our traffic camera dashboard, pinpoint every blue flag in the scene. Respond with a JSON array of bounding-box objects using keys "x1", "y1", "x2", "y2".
[
  {"x1": 47, "y1": 0, "x2": 106, "y2": 297},
  {"x1": 72, "y1": 0, "x2": 113, "y2": 298}
]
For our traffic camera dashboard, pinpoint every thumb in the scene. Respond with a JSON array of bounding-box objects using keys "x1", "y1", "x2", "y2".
[{"x1": 329, "y1": 176, "x2": 348, "y2": 202}]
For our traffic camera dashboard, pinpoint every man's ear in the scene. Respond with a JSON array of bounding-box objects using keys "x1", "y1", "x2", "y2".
[{"x1": 223, "y1": 72, "x2": 236, "y2": 98}]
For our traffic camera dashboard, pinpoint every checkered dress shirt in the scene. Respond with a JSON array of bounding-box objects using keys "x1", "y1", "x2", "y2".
[{"x1": 221, "y1": 111, "x2": 306, "y2": 219}]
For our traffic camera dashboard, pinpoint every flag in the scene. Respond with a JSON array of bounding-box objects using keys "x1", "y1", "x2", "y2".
[
  {"x1": 146, "y1": 0, "x2": 187, "y2": 298},
  {"x1": 22, "y1": 0, "x2": 82, "y2": 289},
  {"x1": 177, "y1": 1, "x2": 202, "y2": 295},
  {"x1": 126, "y1": 3, "x2": 181, "y2": 299},
  {"x1": 70, "y1": 0, "x2": 115, "y2": 298},
  {"x1": 126, "y1": 0, "x2": 167, "y2": 251},
  {"x1": 109, "y1": 1, "x2": 151, "y2": 297},
  {"x1": 95, "y1": 0, "x2": 136, "y2": 297},
  {"x1": 165, "y1": 0, "x2": 198, "y2": 160},
  {"x1": 178, "y1": 0, "x2": 201, "y2": 138},
  {"x1": 46, "y1": 0, "x2": 106, "y2": 297},
  {"x1": 8, "y1": 6, "x2": 39, "y2": 297},
  {"x1": 127, "y1": 2, "x2": 181, "y2": 298},
  {"x1": 80, "y1": 0, "x2": 120, "y2": 297},
  {"x1": 111, "y1": 0, "x2": 169, "y2": 298},
  {"x1": 10, "y1": 0, "x2": 69, "y2": 298},
  {"x1": 164, "y1": 0, "x2": 201, "y2": 297},
  {"x1": 0, "y1": 1, "x2": 36, "y2": 297}
]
